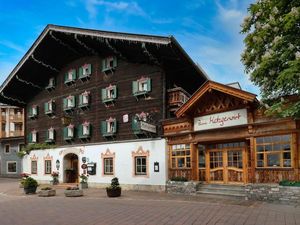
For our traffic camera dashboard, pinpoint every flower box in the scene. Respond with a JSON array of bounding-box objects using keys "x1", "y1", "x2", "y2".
[{"x1": 38, "y1": 189, "x2": 56, "y2": 197}]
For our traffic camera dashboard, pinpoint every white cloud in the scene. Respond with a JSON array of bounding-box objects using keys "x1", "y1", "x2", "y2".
[{"x1": 0, "y1": 40, "x2": 25, "y2": 53}]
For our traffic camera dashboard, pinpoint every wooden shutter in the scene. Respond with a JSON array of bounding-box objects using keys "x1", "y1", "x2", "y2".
[
  {"x1": 28, "y1": 132, "x2": 32, "y2": 143},
  {"x1": 71, "y1": 96, "x2": 76, "y2": 107},
  {"x1": 79, "y1": 94, "x2": 83, "y2": 106},
  {"x1": 132, "y1": 81, "x2": 138, "y2": 95},
  {"x1": 146, "y1": 78, "x2": 152, "y2": 92},
  {"x1": 101, "y1": 59, "x2": 106, "y2": 72},
  {"x1": 113, "y1": 120, "x2": 117, "y2": 133},
  {"x1": 88, "y1": 124, "x2": 92, "y2": 136},
  {"x1": 46, "y1": 129, "x2": 49, "y2": 140},
  {"x1": 64, "y1": 73, "x2": 68, "y2": 82},
  {"x1": 113, "y1": 86, "x2": 117, "y2": 99},
  {"x1": 79, "y1": 67, "x2": 83, "y2": 78},
  {"x1": 63, "y1": 127, "x2": 68, "y2": 139},
  {"x1": 101, "y1": 88, "x2": 107, "y2": 101},
  {"x1": 72, "y1": 69, "x2": 76, "y2": 80},
  {"x1": 28, "y1": 107, "x2": 32, "y2": 116},
  {"x1": 78, "y1": 124, "x2": 83, "y2": 137},
  {"x1": 101, "y1": 121, "x2": 107, "y2": 135},
  {"x1": 113, "y1": 57, "x2": 117, "y2": 68},
  {"x1": 36, "y1": 106, "x2": 39, "y2": 115},
  {"x1": 63, "y1": 98, "x2": 67, "y2": 109},
  {"x1": 88, "y1": 64, "x2": 92, "y2": 74},
  {"x1": 44, "y1": 102, "x2": 49, "y2": 113}
]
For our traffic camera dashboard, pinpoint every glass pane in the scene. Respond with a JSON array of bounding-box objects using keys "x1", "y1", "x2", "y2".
[
  {"x1": 177, "y1": 158, "x2": 185, "y2": 168},
  {"x1": 257, "y1": 154, "x2": 264, "y2": 160},
  {"x1": 256, "y1": 137, "x2": 264, "y2": 143},
  {"x1": 282, "y1": 144, "x2": 290, "y2": 151},
  {"x1": 257, "y1": 161, "x2": 263, "y2": 167},
  {"x1": 265, "y1": 145, "x2": 272, "y2": 151},
  {"x1": 257, "y1": 145, "x2": 264, "y2": 152},
  {"x1": 264, "y1": 136, "x2": 272, "y2": 143},
  {"x1": 272, "y1": 135, "x2": 281, "y2": 143},
  {"x1": 283, "y1": 152, "x2": 291, "y2": 159},
  {"x1": 281, "y1": 135, "x2": 290, "y2": 142},
  {"x1": 273, "y1": 144, "x2": 281, "y2": 151},
  {"x1": 267, "y1": 154, "x2": 280, "y2": 167},
  {"x1": 283, "y1": 160, "x2": 291, "y2": 167}
]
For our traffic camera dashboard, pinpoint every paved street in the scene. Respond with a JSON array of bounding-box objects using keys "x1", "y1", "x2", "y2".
[{"x1": 0, "y1": 178, "x2": 299, "y2": 225}]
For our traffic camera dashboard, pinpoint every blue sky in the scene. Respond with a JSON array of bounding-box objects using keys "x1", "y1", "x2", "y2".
[{"x1": 0, "y1": 0, "x2": 259, "y2": 94}]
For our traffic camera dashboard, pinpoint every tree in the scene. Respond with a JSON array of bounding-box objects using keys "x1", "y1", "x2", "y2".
[{"x1": 241, "y1": 0, "x2": 300, "y2": 118}]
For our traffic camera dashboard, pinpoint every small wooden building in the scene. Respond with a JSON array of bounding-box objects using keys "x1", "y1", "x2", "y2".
[{"x1": 163, "y1": 81, "x2": 300, "y2": 184}]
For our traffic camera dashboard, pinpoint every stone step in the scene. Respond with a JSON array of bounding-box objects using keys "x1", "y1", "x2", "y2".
[
  {"x1": 196, "y1": 184, "x2": 246, "y2": 197},
  {"x1": 199, "y1": 184, "x2": 245, "y2": 190},
  {"x1": 196, "y1": 190, "x2": 246, "y2": 198}
]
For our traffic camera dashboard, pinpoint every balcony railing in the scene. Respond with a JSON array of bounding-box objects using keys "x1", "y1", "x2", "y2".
[
  {"x1": 1, "y1": 130, "x2": 24, "y2": 138},
  {"x1": 168, "y1": 87, "x2": 190, "y2": 112}
]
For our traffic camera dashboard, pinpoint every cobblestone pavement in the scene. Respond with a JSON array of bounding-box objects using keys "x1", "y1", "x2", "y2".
[{"x1": 0, "y1": 178, "x2": 299, "y2": 225}]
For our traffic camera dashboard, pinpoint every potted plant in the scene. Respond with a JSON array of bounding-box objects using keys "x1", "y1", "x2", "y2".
[
  {"x1": 79, "y1": 173, "x2": 89, "y2": 189},
  {"x1": 38, "y1": 186, "x2": 56, "y2": 197},
  {"x1": 64, "y1": 186, "x2": 83, "y2": 197},
  {"x1": 23, "y1": 177, "x2": 38, "y2": 194},
  {"x1": 50, "y1": 171, "x2": 59, "y2": 185},
  {"x1": 106, "y1": 177, "x2": 121, "y2": 197}
]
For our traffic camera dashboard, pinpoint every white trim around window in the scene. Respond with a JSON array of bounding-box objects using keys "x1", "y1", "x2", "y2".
[
  {"x1": 4, "y1": 144, "x2": 10, "y2": 154},
  {"x1": 6, "y1": 161, "x2": 17, "y2": 174}
]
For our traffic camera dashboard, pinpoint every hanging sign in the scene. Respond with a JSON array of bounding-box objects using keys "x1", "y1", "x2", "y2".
[
  {"x1": 140, "y1": 121, "x2": 157, "y2": 133},
  {"x1": 194, "y1": 109, "x2": 248, "y2": 131}
]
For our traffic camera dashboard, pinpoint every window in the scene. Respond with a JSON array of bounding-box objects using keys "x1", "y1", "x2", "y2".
[
  {"x1": 78, "y1": 122, "x2": 91, "y2": 139},
  {"x1": 46, "y1": 128, "x2": 55, "y2": 143},
  {"x1": 31, "y1": 160, "x2": 37, "y2": 174},
  {"x1": 78, "y1": 91, "x2": 90, "y2": 108},
  {"x1": 18, "y1": 144, "x2": 25, "y2": 152},
  {"x1": 79, "y1": 64, "x2": 92, "y2": 79},
  {"x1": 135, "y1": 156, "x2": 147, "y2": 175},
  {"x1": 63, "y1": 125, "x2": 74, "y2": 141},
  {"x1": 4, "y1": 144, "x2": 10, "y2": 154},
  {"x1": 45, "y1": 160, "x2": 52, "y2": 174},
  {"x1": 64, "y1": 69, "x2": 76, "y2": 85},
  {"x1": 171, "y1": 144, "x2": 191, "y2": 168},
  {"x1": 28, "y1": 105, "x2": 38, "y2": 118},
  {"x1": 7, "y1": 161, "x2": 17, "y2": 173},
  {"x1": 104, "y1": 158, "x2": 114, "y2": 175},
  {"x1": 102, "y1": 56, "x2": 117, "y2": 72},
  {"x1": 101, "y1": 85, "x2": 117, "y2": 103},
  {"x1": 132, "y1": 77, "x2": 152, "y2": 96},
  {"x1": 101, "y1": 118, "x2": 117, "y2": 137},
  {"x1": 45, "y1": 77, "x2": 55, "y2": 90},
  {"x1": 198, "y1": 145, "x2": 206, "y2": 168},
  {"x1": 28, "y1": 130, "x2": 38, "y2": 143},
  {"x1": 63, "y1": 96, "x2": 76, "y2": 111},
  {"x1": 44, "y1": 100, "x2": 55, "y2": 115},
  {"x1": 255, "y1": 134, "x2": 292, "y2": 168}
]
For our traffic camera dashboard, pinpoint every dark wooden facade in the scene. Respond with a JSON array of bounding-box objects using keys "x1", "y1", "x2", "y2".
[
  {"x1": 163, "y1": 81, "x2": 300, "y2": 184},
  {"x1": 0, "y1": 25, "x2": 207, "y2": 146}
]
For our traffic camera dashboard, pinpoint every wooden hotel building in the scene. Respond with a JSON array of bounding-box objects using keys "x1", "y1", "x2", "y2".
[{"x1": 163, "y1": 81, "x2": 300, "y2": 184}]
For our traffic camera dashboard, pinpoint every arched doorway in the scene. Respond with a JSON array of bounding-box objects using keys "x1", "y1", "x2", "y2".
[{"x1": 63, "y1": 153, "x2": 79, "y2": 183}]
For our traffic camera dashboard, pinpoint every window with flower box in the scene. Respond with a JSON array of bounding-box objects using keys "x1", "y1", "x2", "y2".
[
  {"x1": 45, "y1": 128, "x2": 55, "y2": 143},
  {"x1": 28, "y1": 105, "x2": 38, "y2": 119},
  {"x1": 44, "y1": 100, "x2": 55, "y2": 116},
  {"x1": 101, "y1": 85, "x2": 117, "y2": 104},
  {"x1": 78, "y1": 91, "x2": 90, "y2": 109},
  {"x1": 79, "y1": 64, "x2": 92, "y2": 80},
  {"x1": 63, "y1": 124, "x2": 74, "y2": 141},
  {"x1": 64, "y1": 69, "x2": 76, "y2": 85},
  {"x1": 28, "y1": 130, "x2": 38, "y2": 143},
  {"x1": 63, "y1": 95, "x2": 76, "y2": 112},
  {"x1": 102, "y1": 56, "x2": 117, "y2": 73},
  {"x1": 78, "y1": 122, "x2": 91, "y2": 139},
  {"x1": 132, "y1": 77, "x2": 151, "y2": 97},
  {"x1": 45, "y1": 77, "x2": 55, "y2": 91},
  {"x1": 255, "y1": 134, "x2": 292, "y2": 168},
  {"x1": 101, "y1": 117, "x2": 117, "y2": 137}
]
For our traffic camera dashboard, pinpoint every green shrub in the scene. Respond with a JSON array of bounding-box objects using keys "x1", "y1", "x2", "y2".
[
  {"x1": 41, "y1": 186, "x2": 52, "y2": 191},
  {"x1": 23, "y1": 177, "x2": 38, "y2": 188},
  {"x1": 17, "y1": 143, "x2": 57, "y2": 158},
  {"x1": 106, "y1": 177, "x2": 121, "y2": 190},
  {"x1": 170, "y1": 177, "x2": 188, "y2": 182},
  {"x1": 279, "y1": 180, "x2": 300, "y2": 187}
]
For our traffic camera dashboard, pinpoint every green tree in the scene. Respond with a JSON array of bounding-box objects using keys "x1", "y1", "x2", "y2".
[{"x1": 241, "y1": 0, "x2": 300, "y2": 118}]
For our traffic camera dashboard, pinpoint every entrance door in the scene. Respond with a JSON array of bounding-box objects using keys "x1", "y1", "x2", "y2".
[
  {"x1": 63, "y1": 153, "x2": 79, "y2": 183},
  {"x1": 207, "y1": 142, "x2": 246, "y2": 184}
]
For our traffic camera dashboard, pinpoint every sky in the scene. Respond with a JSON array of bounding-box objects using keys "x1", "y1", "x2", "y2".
[{"x1": 0, "y1": 0, "x2": 259, "y2": 94}]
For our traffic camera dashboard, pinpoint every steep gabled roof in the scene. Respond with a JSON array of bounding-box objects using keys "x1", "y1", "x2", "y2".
[
  {"x1": 0, "y1": 24, "x2": 208, "y2": 106},
  {"x1": 176, "y1": 80, "x2": 258, "y2": 117}
]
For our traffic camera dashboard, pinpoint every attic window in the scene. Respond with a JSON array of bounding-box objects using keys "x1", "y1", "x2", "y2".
[
  {"x1": 64, "y1": 69, "x2": 76, "y2": 85},
  {"x1": 29, "y1": 105, "x2": 38, "y2": 119},
  {"x1": 102, "y1": 56, "x2": 117, "y2": 73},
  {"x1": 45, "y1": 77, "x2": 55, "y2": 91}
]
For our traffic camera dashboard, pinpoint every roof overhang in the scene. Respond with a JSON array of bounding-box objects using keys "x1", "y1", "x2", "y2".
[{"x1": 0, "y1": 24, "x2": 208, "y2": 106}]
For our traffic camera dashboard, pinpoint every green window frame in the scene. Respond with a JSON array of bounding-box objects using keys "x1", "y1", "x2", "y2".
[
  {"x1": 101, "y1": 119, "x2": 117, "y2": 136},
  {"x1": 102, "y1": 56, "x2": 117, "y2": 72},
  {"x1": 132, "y1": 77, "x2": 151, "y2": 96},
  {"x1": 64, "y1": 69, "x2": 76, "y2": 84},
  {"x1": 101, "y1": 85, "x2": 117, "y2": 103},
  {"x1": 79, "y1": 64, "x2": 92, "y2": 79}
]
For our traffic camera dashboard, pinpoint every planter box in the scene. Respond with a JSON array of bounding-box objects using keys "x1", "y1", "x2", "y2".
[
  {"x1": 38, "y1": 189, "x2": 56, "y2": 197},
  {"x1": 106, "y1": 188, "x2": 121, "y2": 197},
  {"x1": 64, "y1": 189, "x2": 83, "y2": 197},
  {"x1": 79, "y1": 183, "x2": 88, "y2": 189}
]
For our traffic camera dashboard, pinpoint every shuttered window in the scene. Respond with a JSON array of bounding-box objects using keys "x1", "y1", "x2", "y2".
[
  {"x1": 132, "y1": 78, "x2": 151, "y2": 96},
  {"x1": 78, "y1": 123, "x2": 91, "y2": 138},
  {"x1": 29, "y1": 105, "x2": 38, "y2": 118},
  {"x1": 79, "y1": 64, "x2": 92, "y2": 79},
  {"x1": 101, "y1": 119, "x2": 117, "y2": 136},
  {"x1": 101, "y1": 85, "x2": 117, "y2": 103},
  {"x1": 102, "y1": 56, "x2": 117, "y2": 72},
  {"x1": 64, "y1": 69, "x2": 76, "y2": 84}
]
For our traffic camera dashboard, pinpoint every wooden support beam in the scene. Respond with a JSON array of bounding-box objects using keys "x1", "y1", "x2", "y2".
[{"x1": 249, "y1": 137, "x2": 256, "y2": 183}]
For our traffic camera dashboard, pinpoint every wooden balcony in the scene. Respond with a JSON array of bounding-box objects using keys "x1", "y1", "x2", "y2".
[{"x1": 168, "y1": 87, "x2": 190, "y2": 112}]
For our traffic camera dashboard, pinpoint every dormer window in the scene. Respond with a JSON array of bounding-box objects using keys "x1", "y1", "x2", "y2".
[
  {"x1": 45, "y1": 77, "x2": 55, "y2": 91},
  {"x1": 63, "y1": 124, "x2": 74, "y2": 141},
  {"x1": 101, "y1": 117, "x2": 117, "y2": 137},
  {"x1": 79, "y1": 64, "x2": 92, "y2": 80},
  {"x1": 29, "y1": 105, "x2": 38, "y2": 119},
  {"x1": 102, "y1": 56, "x2": 117, "y2": 73},
  {"x1": 28, "y1": 130, "x2": 38, "y2": 143},
  {"x1": 63, "y1": 95, "x2": 76, "y2": 112},
  {"x1": 78, "y1": 91, "x2": 90, "y2": 109},
  {"x1": 64, "y1": 69, "x2": 76, "y2": 85},
  {"x1": 101, "y1": 85, "x2": 117, "y2": 105},
  {"x1": 44, "y1": 100, "x2": 55, "y2": 116},
  {"x1": 132, "y1": 77, "x2": 152, "y2": 97},
  {"x1": 78, "y1": 121, "x2": 91, "y2": 139},
  {"x1": 46, "y1": 127, "x2": 55, "y2": 143}
]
